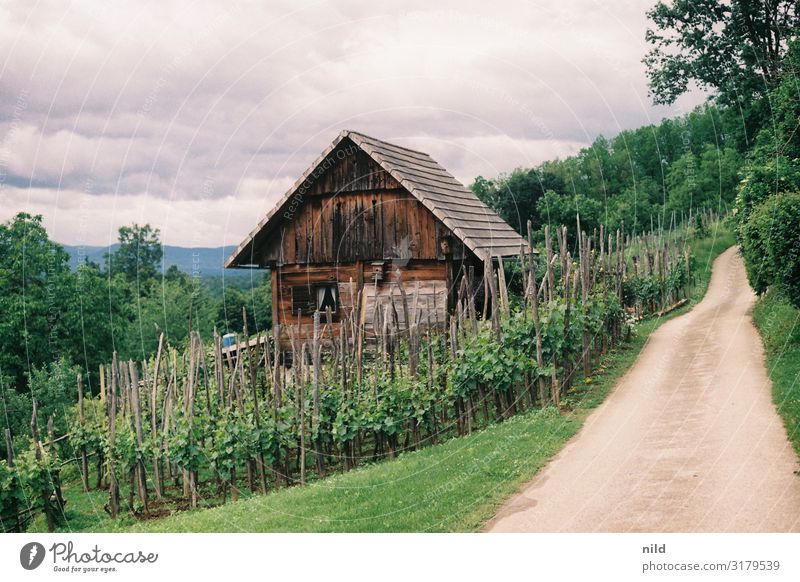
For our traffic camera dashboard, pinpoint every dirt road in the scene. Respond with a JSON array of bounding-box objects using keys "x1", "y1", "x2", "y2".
[{"x1": 486, "y1": 247, "x2": 800, "y2": 532}]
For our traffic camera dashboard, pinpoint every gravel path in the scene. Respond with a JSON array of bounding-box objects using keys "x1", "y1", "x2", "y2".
[{"x1": 486, "y1": 247, "x2": 800, "y2": 532}]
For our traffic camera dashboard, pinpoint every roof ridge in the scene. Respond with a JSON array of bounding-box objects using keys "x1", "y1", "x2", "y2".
[
  {"x1": 226, "y1": 130, "x2": 531, "y2": 267},
  {"x1": 342, "y1": 129, "x2": 433, "y2": 158}
]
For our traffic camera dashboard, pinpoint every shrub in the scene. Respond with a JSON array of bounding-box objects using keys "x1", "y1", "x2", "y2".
[{"x1": 741, "y1": 192, "x2": 800, "y2": 306}]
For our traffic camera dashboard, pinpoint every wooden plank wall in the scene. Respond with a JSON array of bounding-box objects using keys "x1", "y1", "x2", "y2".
[
  {"x1": 264, "y1": 190, "x2": 447, "y2": 265},
  {"x1": 257, "y1": 139, "x2": 466, "y2": 265},
  {"x1": 273, "y1": 260, "x2": 449, "y2": 341},
  {"x1": 361, "y1": 279, "x2": 447, "y2": 329}
]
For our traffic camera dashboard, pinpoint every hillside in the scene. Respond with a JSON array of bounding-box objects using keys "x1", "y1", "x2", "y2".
[{"x1": 62, "y1": 243, "x2": 263, "y2": 278}]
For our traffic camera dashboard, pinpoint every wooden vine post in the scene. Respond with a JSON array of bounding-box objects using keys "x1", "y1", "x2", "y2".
[
  {"x1": 299, "y1": 343, "x2": 307, "y2": 486},
  {"x1": 77, "y1": 373, "x2": 89, "y2": 492},
  {"x1": 185, "y1": 333, "x2": 198, "y2": 508},
  {"x1": 151, "y1": 333, "x2": 164, "y2": 499},
  {"x1": 128, "y1": 360, "x2": 148, "y2": 513},
  {"x1": 527, "y1": 222, "x2": 548, "y2": 407},
  {"x1": 107, "y1": 354, "x2": 120, "y2": 518},
  {"x1": 312, "y1": 310, "x2": 326, "y2": 477},
  {"x1": 4, "y1": 428, "x2": 21, "y2": 532},
  {"x1": 30, "y1": 400, "x2": 55, "y2": 532},
  {"x1": 242, "y1": 308, "x2": 268, "y2": 494}
]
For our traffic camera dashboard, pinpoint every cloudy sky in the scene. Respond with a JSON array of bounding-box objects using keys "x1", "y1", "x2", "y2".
[{"x1": 0, "y1": 0, "x2": 703, "y2": 247}]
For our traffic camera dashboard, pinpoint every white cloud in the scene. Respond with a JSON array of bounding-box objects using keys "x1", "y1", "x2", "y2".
[
  {"x1": 0, "y1": 186, "x2": 279, "y2": 247},
  {"x1": 0, "y1": 0, "x2": 705, "y2": 245}
]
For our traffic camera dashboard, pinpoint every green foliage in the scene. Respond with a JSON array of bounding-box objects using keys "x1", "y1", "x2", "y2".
[
  {"x1": 168, "y1": 413, "x2": 203, "y2": 474},
  {"x1": 536, "y1": 191, "x2": 602, "y2": 246},
  {"x1": 473, "y1": 168, "x2": 565, "y2": 234},
  {"x1": 643, "y1": 0, "x2": 796, "y2": 134},
  {"x1": 126, "y1": 276, "x2": 214, "y2": 359},
  {"x1": 208, "y1": 408, "x2": 249, "y2": 482},
  {"x1": 453, "y1": 322, "x2": 532, "y2": 397},
  {"x1": 256, "y1": 411, "x2": 292, "y2": 467},
  {"x1": 215, "y1": 276, "x2": 272, "y2": 335},
  {"x1": 736, "y1": 40, "x2": 800, "y2": 306},
  {"x1": 741, "y1": 193, "x2": 800, "y2": 307},
  {"x1": 67, "y1": 406, "x2": 105, "y2": 462},
  {"x1": 752, "y1": 290, "x2": 800, "y2": 458},
  {"x1": 665, "y1": 146, "x2": 741, "y2": 213},
  {"x1": 0, "y1": 213, "x2": 75, "y2": 389},
  {"x1": 736, "y1": 155, "x2": 800, "y2": 229},
  {"x1": 0, "y1": 459, "x2": 26, "y2": 524},
  {"x1": 471, "y1": 105, "x2": 741, "y2": 245},
  {"x1": 692, "y1": 213, "x2": 708, "y2": 239},
  {"x1": 0, "y1": 378, "x2": 31, "y2": 438},
  {"x1": 108, "y1": 224, "x2": 163, "y2": 283},
  {"x1": 65, "y1": 263, "x2": 132, "y2": 380},
  {"x1": 333, "y1": 395, "x2": 361, "y2": 445},
  {"x1": 1, "y1": 440, "x2": 63, "y2": 530},
  {"x1": 27, "y1": 358, "x2": 82, "y2": 437},
  {"x1": 0, "y1": 211, "x2": 279, "y2": 444}
]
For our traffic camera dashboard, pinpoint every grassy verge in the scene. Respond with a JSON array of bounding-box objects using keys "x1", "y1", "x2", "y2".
[
  {"x1": 41, "y1": 226, "x2": 735, "y2": 533},
  {"x1": 752, "y1": 289, "x2": 800, "y2": 457}
]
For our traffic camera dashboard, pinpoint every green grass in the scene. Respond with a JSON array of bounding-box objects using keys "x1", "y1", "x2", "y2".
[
  {"x1": 41, "y1": 226, "x2": 735, "y2": 533},
  {"x1": 752, "y1": 289, "x2": 800, "y2": 457}
]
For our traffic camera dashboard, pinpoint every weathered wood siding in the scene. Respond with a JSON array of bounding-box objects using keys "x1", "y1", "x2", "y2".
[
  {"x1": 255, "y1": 141, "x2": 465, "y2": 265},
  {"x1": 273, "y1": 260, "x2": 449, "y2": 341}
]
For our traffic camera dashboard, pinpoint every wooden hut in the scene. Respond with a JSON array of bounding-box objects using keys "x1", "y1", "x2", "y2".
[{"x1": 225, "y1": 130, "x2": 530, "y2": 342}]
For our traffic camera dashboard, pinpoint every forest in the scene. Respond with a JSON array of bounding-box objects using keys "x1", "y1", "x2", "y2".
[{"x1": 0, "y1": 219, "x2": 271, "y2": 439}]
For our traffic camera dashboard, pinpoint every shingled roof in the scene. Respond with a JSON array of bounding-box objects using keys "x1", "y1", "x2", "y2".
[{"x1": 226, "y1": 130, "x2": 530, "y2": 267}]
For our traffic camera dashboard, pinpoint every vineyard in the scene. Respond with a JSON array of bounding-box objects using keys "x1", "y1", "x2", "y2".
[{"x1": 0, "y1": 213, "x2": 715, "y2": 532}]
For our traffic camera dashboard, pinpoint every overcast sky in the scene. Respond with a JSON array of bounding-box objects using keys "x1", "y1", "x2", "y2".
[{"x1": 0, "y1": 0, "x2": 703, "y2": 247}]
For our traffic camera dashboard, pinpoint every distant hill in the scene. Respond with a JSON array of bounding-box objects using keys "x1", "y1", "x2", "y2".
[{"x1": 62, "y1": 244, "x2": 264, "y2": 278}]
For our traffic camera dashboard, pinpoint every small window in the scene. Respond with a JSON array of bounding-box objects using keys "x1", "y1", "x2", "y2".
[
  {"x1": 317, "y1": 284, "x2": 338, "y2": 313},
  {"x1": 291, "y1": 285, "x2": 315, "y2": 315}
]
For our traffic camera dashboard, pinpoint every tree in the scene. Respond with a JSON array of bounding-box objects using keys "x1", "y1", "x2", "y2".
[
  {"x1": 471, "y1": 168, "x2": 565, "y2": 233},
  {"x1": 0, "y1": 213, "x2": 75, "y2": 390},
  {"x1": 120, "y1": 274, "x2": 214, "y2": 360},
  {"x1": 735, "y1": 39, "x2": 800, "y2": 229},
  {"x1": 643, "y1": 1, "x2": 799, "y2": 135},
  {"x1": 0, "y1": 373, "x2": 30, "y2": 438},
  {"x1": 536, "y1": 190, "x2": 602, "y2": 248},
  {"x1": 665, "y1": 147, "x2": 739, "y2": 214},
  {"x1": 609, "y1": 185, "x2": 657, "y2": 235},
  {"x1": 736, "y1": 40, "x2": 800, "y2": 304},
  {"x1": 26, "y1": 358, "x2": 82, "y2": 436},
  {"x1": 61, "y1": 263, "x2": 132, "y2": 391},
  {"x1": 216, "y1": 274, "x2": 272, "y2": 335},
  {"x1": 108, "y1": 224, "x2": 163, "y2": 284}
]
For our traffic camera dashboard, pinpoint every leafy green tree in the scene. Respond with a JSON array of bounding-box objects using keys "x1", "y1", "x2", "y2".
[
  {"x1": 62, "y1": 263, "x2": 132, "y2": 390},
  {"x1": 216, "y1": 274, "x2": 272, "y2": 335},
  {"x1": 107, "y1": 224, "x2": 163, "y2": 284},
  {"x1": 121, "y1": 274, "x2": 214, "y2": 359},
  {"x1": 471, "y1": 168, "x2": 565, "y2": 233},
  {"x1": 0, "y1": 373, "x2": 30, "y2": 438},
  {"x1": 663, "y1": 146, "x2": 739, "y2": 214},
  {"x1": 609, "y1": 185, "x2": 658, "y2": 235},
  {"x1": 735, "y1": 40, "x2": 800, "y2": 224},
  {"x1": 26, "y1": 357, "x2": 82, "y2": 436},
  {"x1": 643, "y1": 0, "x2": 798, "y2": 120},
  {"x1": 698, "y1": 146, "x2": 741, "y2": 208},
  {"x1": 0, "y1": 213, "x2": 75, "y2": 389},
  {"x1": 536, "y1": 190, "x2": 602, "y2": 247}
]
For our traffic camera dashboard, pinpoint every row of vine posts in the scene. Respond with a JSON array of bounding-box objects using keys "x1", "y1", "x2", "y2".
[{"x1": 2, "y1": 211, "x2": 714, "y2": 531}]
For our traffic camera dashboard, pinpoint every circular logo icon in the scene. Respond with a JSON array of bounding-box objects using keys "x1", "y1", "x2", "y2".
[{"x1": 20, "y1": 542, "x2": 46, "y2": 570}]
